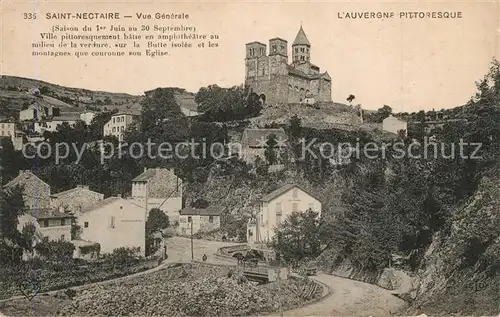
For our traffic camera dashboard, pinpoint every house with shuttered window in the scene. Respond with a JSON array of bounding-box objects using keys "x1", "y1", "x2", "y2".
[
  {"x1": 77, "y1": 196, "x2": 145, "y2": 257},
  {"x1": 246, "y1": 183, "x2": 321, "y2": 244}
]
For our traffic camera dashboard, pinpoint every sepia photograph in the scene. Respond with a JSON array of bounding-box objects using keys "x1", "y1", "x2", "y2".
[{"x1": 0, "y1": 0, "x2": 499, "y2": 316}]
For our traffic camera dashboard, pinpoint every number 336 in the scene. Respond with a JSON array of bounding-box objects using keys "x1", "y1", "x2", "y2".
[{"x1": 23, "y1": 13, "x2": 37, "y2": 19}]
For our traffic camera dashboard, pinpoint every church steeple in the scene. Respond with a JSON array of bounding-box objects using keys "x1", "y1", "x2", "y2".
[
  {"x1": 292, "y1": 26, "x2": 311, "y2": 47},
  {"x1": 292, "y1": 25, "x2": 311, "y2": 64}
]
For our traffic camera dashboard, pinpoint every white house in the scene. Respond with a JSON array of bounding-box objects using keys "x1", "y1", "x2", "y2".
[
  {"x1": 103, "y1": 112, "x2": 139, "y2": 142},
  {"x1": 17, "y1": 208, "x2": 74, "y2": 242},
  {"x1": 177, "y1": 206, "x2": 221, "y2": 236},
  {"x1": 382, "y1": 115, "x2": 407, "y2": 136},
  {"x1": 77, "y1": 196, "x2": 146, "y2": 257},
  {"x1": 34, "y1": 116, "x2": 78, "y2": 134},
  {"x1": 79, "y1": 111, "x2": 97, "y2": 125},
  {"x1": 247, "y1": 184, "x2": 322, "y2": 244}
]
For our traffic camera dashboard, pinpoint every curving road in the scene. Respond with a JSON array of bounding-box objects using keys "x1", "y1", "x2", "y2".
[
  {"x1": 267, "y1": 273, "x2": 407, "y2": 317},
  {"x1": 165, "y1": 237, "x2": 408, "y2": 317}
]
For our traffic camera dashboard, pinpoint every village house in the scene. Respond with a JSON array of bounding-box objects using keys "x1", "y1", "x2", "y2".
[
  {"x1": 177, "y1": 206, "x2": 221, "y2": 236},
  {"x1": 382, "y1": 115, "x2": 408, "y2": 136},
  {"x1": 3, "y1": 170, "x2": 51, "y2": 209},
  {"x1": 50, "y1": 185, "x2": 104, "y2": 214},
  {"x1": 19, "y1": 104, "x2": 60, "y2": 121},
  {"x1": 240, "y1": 128, "x2": 288, "y2": 163},
  {"x1": 77, "y1": 196, "x2": 146, "y2": 257},
  {"x1": 130, "y1": 167, "x2": 183, "y2": 223},
  {"x1": 79, "y1": 110, "x2": 97, "y2": 125},
  {"x1": 247, "y1": 183, "x2": 322, "y2": 244},
  {"x1": 33, "y1": 115, "x2": 79, "y2": 134},
  {"x1": 0, "y1": 119, "x2": 15, "y2": 138},
  {"x1": 103, "y1": 111, "x2": 139, "y2": 142},
  {"x1": 17, "y1": 208, "x2": 75, "y2": 242},
  {"x1": 0, "y1": 119, "x2": 23, "y2": 150}
]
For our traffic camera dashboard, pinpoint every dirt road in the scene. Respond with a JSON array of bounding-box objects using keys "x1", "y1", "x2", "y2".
[{"x1": 266, "y1": 273, "x2": 407, "y2": 317}]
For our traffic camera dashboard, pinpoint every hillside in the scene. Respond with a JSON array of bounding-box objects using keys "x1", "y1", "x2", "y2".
[{"x1": 404, "y1": 165, "x2": 500, "y2": 315}]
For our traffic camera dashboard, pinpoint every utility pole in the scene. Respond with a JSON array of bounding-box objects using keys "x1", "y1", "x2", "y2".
[
  {"x1": 276, "y1": 266, "x2": 283, "y2": 317},
  {"x1": 190, "y1": 221, "x2": 194, "y2": 261}
]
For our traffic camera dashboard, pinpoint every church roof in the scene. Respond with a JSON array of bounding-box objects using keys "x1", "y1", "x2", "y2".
[{"x1": 292, "y1": 26, "x2": 311, "y2": 46}]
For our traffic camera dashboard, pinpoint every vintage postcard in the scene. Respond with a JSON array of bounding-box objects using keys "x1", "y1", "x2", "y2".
[{"x1": 0, "y1": 0, "x2": 499, "y2": 316}]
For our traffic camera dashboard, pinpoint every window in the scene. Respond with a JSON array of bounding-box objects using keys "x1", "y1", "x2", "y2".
[
  {"x1": 276, "y1": 213, "x2": 282, "y2": 224},
  {"x1": 301, "y1": 56, "x2": 305, "y2": 61},
  {"x1": 272, "y1": 45, "x2": 277, "y2": 53},
  {"x1": 248, "y1": 229, "x2": 253, "y2": 237},
  {"x1": 43, "y1": 219, "x2": 49, "y2": 227},
  {"x1": 182, "y1": 228, "x2": 186, "y2": 235},
  {"x1": 112, "y1": 127, "x2": 116, "y2": 132},
  {"x1": 275, "y1": 202, "x2": 282, "y2": 213},
  {"x1": 110, "y1": 216, "x2": 115, "y2": 228},
  {"x1": 260, "y1": 214, "x2": 263, "y2": 224},
  {"x1": 308, "y1": 203, "x2": 314, "y2": 211},
  {"x1": 209, "y1": 216, "x2": 214, "y2": 223},
  {"x1": 188, "y1": 216, "x2": 192, "y2": 222},
  {"x1": 60, "y1": 219, "x2": 65, "y2": 226},
  {"x1": 280, "y1": 45, "x2": 284, "y2": 51},
  {"x1": 292, "y1": 188, "x2": 298, "y2": 198},
  {"x1": 295, "y1": 48, "x2": 298, "y2": 53},
  {"x1": 84, "y1": 221, "x2": 89, "y2": 228},
  {"x1": 121, "y1": 126, "x2": 124, "y2": 131},
  {"x1": 113, "y1": 117, "x2": 115, "y2": 123},
  {"x1": 301, "y1": 47, "x2": 305, "y2": 53},
  {"x1": 61, "y1": 234, "x2": 65, "y2": 240},
  {"x1": 292, "y1": 202, "x2": 298, "y2": 213}
]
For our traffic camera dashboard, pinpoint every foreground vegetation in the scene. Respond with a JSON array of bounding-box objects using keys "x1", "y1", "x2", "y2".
[{"x1": 0, "y1": 263, "x2": 322, "y2": 317}]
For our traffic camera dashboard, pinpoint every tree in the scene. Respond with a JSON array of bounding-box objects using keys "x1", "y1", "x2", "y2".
[
  {"x1": 270, "y1": 209, "x2": 322, "y2": 263},
  {"x1": 146, "y1": 208, "x2": 170, "y2": 235},
  {"x1": 191, "y1": 198, "x2": 210, "y2": 209},
  {"x1": 264, "y1": 134, "x2": 278, "y2": 165},
  {"x1": 347, "y1": 94, "x2": 356, "y2": 105},
  {"x1": 195, "y1": 85, "x2": 262, "y2": 122},
  {"x1": 289, "y1": 115, "x2": 302, "y2": 139},
  {"x1": 0, "y1": 186, "x2": 25, "y2": 240}
]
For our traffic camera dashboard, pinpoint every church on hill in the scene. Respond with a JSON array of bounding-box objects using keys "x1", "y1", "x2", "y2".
[{"x1": 244, "y1": 25, "x2": 332, "y2": 105}]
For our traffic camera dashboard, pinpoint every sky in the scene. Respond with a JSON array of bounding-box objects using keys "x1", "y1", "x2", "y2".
[{"x1": 1, "y1": 0, "x2": 499, "y2": 112}]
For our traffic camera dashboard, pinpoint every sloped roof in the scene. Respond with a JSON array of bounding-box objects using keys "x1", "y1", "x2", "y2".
[
  {"x1": 179, "y1": 206, "x2": 220, "y2": 216},
  {"x1": 259, "y1": 183, "x2": 318, "y2": 202},
  {"x1": 241, "y1": 128, "x2": 287, "y2": 147},
  {"x1": 292, "y1": 26, "x2": 311, "y2": 46},
  {"x1": 50, "y1": 186, "x2": 103, "y2": 198},
  {"x1": 81, "y1": 196, "x2": 122, "y2": 213},
  {"x1": 3, "y1": 170, "x2": 49, "y2": 189},
  {"x1": 26, "y1": 208, "x2": 75, "y2": 219},
  {"x1": 132, "y1": 168, "x2": 176, "y2": 182}
]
